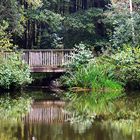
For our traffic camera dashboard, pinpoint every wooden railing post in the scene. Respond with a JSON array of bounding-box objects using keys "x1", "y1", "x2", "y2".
[
  {"x1": 51, "y1": 50, "x2": 53, "y2": 66},
  {"x1": 28, "y1": 51, "x2": 30, "y2": 66},
  {"x1": 62, "y1": 51, "x2": 64, "y2": 65}
]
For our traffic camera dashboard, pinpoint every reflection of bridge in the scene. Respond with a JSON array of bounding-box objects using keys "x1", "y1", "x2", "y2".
[
  {"x1": 23, "y1": 101, "x2": 69, "y2": 124},
  {"x1": 22, "y1": 49, "x2": 74, "y2": 73}
]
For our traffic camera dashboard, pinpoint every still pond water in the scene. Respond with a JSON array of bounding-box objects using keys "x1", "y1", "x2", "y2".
[{"x1": 0, "y1": 90, "x2": 140, "y2": 140}]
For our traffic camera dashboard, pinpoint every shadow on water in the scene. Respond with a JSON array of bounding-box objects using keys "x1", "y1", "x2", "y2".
[{"x1": 1, "y1": 90, "x2": 140, "y2": 140}]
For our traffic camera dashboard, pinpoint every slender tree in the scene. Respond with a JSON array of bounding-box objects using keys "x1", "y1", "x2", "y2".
[{"x1": 129, "y1": 0, "x2": 135, "y2": 44}]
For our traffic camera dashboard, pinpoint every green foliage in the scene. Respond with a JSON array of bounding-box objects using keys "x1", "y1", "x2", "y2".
[
  {"x1": 63, "y1": 8, "x2": 105, "y2": 48},
  {"x1": 61, "y1": 43, "x2": 124, "y2": 91},
  {"x1": 28, "y1": 9, "x2": 63, "y2": 32},
  {"x1": 26, "y1": 3, "x2": 64, "y2": 48},
  {"x1": 96, "y1": 45, "x2": 140, "y2": 88},
  {"x1": 67, "y1": 43, "x2": 93, "y2": 69},
  {"x1": 109, "y1": 45, "x2": 140, "y2": 86},
  {"x1": 0, "y1": 0, "x2": 108, "y2": 49},
  {"x1": 0, "y1": 0, "x2": 25, "y2": 34},
  {"x1": 64, "y1": 8, "x2": 102, "y2": 32},
  {"x1": 104, "y1": 3, "x2": 140, "y2": 48},
  {"x1": 25, "y1": 0, "x2": 43, "y2": 9},
  {"x1": 62, "y1": 43, "x2": 140, "y2": 90},
  {"x1": 0, "y1": 21, "x2": 13, "y2": 51},
  {"x1": 0, "y1": 53, "x2": 32, "y2": 89},
  {"x1": 0, "y1": 95, "x2": 32, "y2": 120}
]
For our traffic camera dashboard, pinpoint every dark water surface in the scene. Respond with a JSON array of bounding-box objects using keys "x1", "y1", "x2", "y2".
[{"x1": 0, "y1": 90, "x2": 140, "y2": 140}]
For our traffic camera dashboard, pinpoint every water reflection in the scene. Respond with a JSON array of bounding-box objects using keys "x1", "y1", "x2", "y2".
[
  {"x1": 99, "y1": 121, "x2": 140, "y2": 140},
  {"x1": 23, "y1": 101, "x2": 68, "y2": 124},
  {"x1": 1, "y1": 90, "x2": 140, "y2": 140},
  {"x1": 1, "y1": 120, "x2": 140, "y2": 140}
]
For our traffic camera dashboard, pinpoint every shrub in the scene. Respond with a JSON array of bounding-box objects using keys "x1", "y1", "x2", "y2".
[
  {"x1": 110, "y1": 45, "x2": 140, "y2": 87},
  {"x1": 67, "y1": 43, "x2": 93, "y2": 70},
  {"x1": 0, "y1": 53, "x2": 32, "y2": 89},
  {"x1": 95, "y1": 44, "x2": 140, "y2": 88}
]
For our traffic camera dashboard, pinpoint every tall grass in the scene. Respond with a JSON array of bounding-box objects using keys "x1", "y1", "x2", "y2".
[{"x1": 61, "y1": 63, "x2": 123, "y2": 91}]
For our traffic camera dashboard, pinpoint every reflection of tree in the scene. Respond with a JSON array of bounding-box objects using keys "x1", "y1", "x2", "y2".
[
  {"x1": 100, "y1": 120, "x2": 140, "y2": 140},
  {"x1": 95, "y1": 95, "x2": 140, "y2": 140},
  {"x1": 1, "y1": 91, "x2": 140, "y2": 140},
  {"x1": 70, "y1": 119, "x2": 93, "y2": 134},
  {"x1": 0, "y1": 94, "x2": 32, "y2": 140},
  {"x1": 0, "y1": 95, "x2": 32, "y2": 120},
  {"x1": 22, "y1": 123, "x2": 65, "y2": 140},
  {"x1": 20, "y1": 122, "x2": 96, "y2": 140},
  {"x1": 1, "y1": 119, "x2": 140, "y2": 140},
  {"x1": 0, "y1": 121, "x2": 23, "y2": 140}
]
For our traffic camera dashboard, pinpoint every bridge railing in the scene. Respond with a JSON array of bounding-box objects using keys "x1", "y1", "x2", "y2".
[{"x1": 22, "y1": 49, "x2": 74, "y2": 67}]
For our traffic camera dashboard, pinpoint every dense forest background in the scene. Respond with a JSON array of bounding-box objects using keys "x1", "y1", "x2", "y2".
[
  {"x1": 1, "y1": 0, "x2": 140, "y2": 50},
  {"x1": 0, "y1": 0, "x2": 110, "y2": 50}
]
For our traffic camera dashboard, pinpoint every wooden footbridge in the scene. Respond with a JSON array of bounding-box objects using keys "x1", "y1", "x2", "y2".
[
  {"x1": 2, "y1": 49, "x2": 74, "y2": 73},
  {"x1": 22, "y1": 49, "x2": 74, "y2": 73}
]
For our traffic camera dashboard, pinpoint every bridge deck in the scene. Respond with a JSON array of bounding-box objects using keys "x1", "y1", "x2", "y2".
[{"x1": 30, "y1": 66, "x2": 66, "y2": 73}]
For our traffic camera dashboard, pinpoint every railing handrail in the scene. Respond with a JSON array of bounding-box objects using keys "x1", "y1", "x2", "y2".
[
  {"x1": 0, "y1": 49, "x2": 74, "y2": 52},
  {"x1": 22, "y1": 49, "x2": 75, "y2": 52}
]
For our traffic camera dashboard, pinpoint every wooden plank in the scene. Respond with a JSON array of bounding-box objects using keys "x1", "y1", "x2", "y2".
[
  {"x1": 30, "y1": 66, "x2": 66, "y2": 73},
  {"x1": 22, "y1": 49, "x2": 74, "y2": 52}
]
